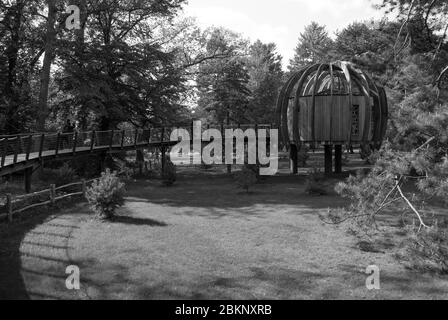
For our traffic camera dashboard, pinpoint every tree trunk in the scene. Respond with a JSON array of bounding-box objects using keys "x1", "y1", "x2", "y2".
[
  {"x1": 5, "y1": 1, "x2": 24, "y2": 95},
  {"x1": 2, "y1": 1, "x2": 24, "y2": 133},
  {"x1": 37, "y1": 0, "x2": 57, "y2": 131}
]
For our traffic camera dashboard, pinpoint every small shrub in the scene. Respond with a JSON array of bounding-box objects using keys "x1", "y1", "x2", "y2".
[
  {"x1": 162, "y1": 158, "x2": 177, "y2": 186},
  {"x1": 235, "y1": 166, "x2": 257, "y2": 193},
  {"x1": 305, "y1": 167, "x2": 328, "y2": 196},
  {"x1": 85, "y1": 169, "x2": 125, "y2": 220}
]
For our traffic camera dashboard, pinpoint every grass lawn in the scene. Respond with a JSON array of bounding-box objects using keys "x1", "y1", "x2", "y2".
[{"x1": 0, "y1": 164, "x2": 447, "y2": 300}]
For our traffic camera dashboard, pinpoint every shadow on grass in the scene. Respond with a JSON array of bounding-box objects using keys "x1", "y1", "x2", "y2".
[
  {"x1": 0, "y1": 202, "x2": 88, "y2": 300},
  {"x1": 112, "y1": 215, "x2": 168, "y2": 227},
  {"x1": 133, "y1": 266, "x2": 362, "y2": 300},
  {"x1": 0, "y1": 210, "x2": 58, "y2": 300},
  {"x1": 126, "y1": 173, "x2": 349, "y2": 217}
]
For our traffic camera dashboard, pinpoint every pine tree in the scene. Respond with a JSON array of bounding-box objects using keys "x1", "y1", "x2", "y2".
[
  {"x1": 246, "y1": 40, "x2": 283, "y2": 124},
  {"x1": 288, "y1": 22, "x2": 333, "y2": 72}
]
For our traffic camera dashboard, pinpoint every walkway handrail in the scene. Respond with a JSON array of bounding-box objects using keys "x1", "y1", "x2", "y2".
[
  {"x1": 0, "y1": 128, "x2": 174, "y2": 170},
  {"x1": 0, "y1": 124, "x2": 274, "y2": 171}
]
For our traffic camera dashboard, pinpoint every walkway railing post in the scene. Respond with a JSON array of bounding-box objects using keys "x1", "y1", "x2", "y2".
[
  {"x1": 55, "y1": 133, "x2": 61, "y2": 156},
  {"x1": 1, "y1": 139, "x2": 6, "y2": 168},
  {"x1": 109, "y1": 130, "x2": 115, "y2": 151},
  {"x1": 39, "y1": 134, "x2": 45, "y2": 159},
  {"x1": 26, "y1": 135, "x2": 33, "y2": 161},
  {"x1": 6, "y1": 194, "x2": 13, "y2": 222},
  {"x1": 72, "y1": 131, "x2": 78, "y2": 155},
  {"x1": 90, "y1": 131, "x2": 96, "y2": 153},
  {"x1": 13, "y1": 136, "x2": 19, "y2": 165},
  {"x1": 121, "y1": 130, "x2": 125, "y2": 149},
  {"x1": 134, "y1": 129, "x2": 139, "y2": 148}
]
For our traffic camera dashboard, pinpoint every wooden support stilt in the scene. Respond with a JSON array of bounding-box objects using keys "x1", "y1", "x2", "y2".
[
  {"x1": 24, "y1": 167, "x2": 32, "y2": 193},
  {"x1": 81, "y1": 179, "x2": 87, "y2": 197},
  {"x1": 290, "y1": 144, "x2": 298, "y2": 175},
  {"x1": 6, "y1": 194, "x2": 13, "y2": 223},
  {"x1": 324, "y1": 145, "x2": 333, "y2": 176},
  {"x1": 334, "y1": 145, "x2": 343, "y2": 174},
  {"x1": 161, "y1": 147, "x2": 166, "y2": 174},
  {"x1": 50, "y1": 184, "x2": 56, "y2": 206},
  {"x1": 100, "y1": 153, "x2": 106, "y2": 173},
  {"x1": 221, "y1": 124, "x2": 231, "y2": 174}
]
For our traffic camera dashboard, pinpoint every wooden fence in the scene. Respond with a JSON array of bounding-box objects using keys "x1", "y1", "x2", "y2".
[{"x1": 0, "y1": 177, "x2": 99, "y2": 223}]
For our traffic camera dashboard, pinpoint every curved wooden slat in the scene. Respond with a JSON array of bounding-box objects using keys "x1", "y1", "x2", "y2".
[
  {"x1": 335, "y1": 61, "x2": 354, "y2": 144},
  {"x1": 276, "y1": 61, "x2": 388, "y2": 150},
  {"x1": 292, "y1": 64, "x2": 320, "y2": 144},
  {"x1": 276, "y1": 70, "x2": 306, "y2": 146},
  {"x1": 348, "y1": 68, "x2": 372, "y2": 143},
  {"x1": 378, "y1": 86, "x2": 389, "y2": 145},
  {"x1": 329, "y1": 63, "x2": 335, "y2": 143},
  {"x1": 311, "y1": 64, "x2": 327, "y2": 142}
]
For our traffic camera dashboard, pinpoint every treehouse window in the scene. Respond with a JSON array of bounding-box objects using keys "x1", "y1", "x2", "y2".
[
  {"x1": 351, "y1": 105, "x2": 360, "y2": 137},
  {"x1": 370, "y1": 105, "x2": 375, "y2": 138}
]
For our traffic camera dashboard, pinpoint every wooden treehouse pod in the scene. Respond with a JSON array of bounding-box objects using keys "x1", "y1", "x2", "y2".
[{"x1": 276, "y1": 61, "x2": 388, "y2": 174}]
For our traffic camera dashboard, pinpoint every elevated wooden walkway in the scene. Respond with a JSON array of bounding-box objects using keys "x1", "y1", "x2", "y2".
[
  {"x1": 0, "y1": 128, "x2": 177, "y2": 190},
  {"x1": 0, "y1": 124, "x2": 274, "y2": 192}
]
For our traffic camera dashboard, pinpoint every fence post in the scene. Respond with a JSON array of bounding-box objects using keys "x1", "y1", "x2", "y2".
[
  {"x1": 50, "y1": 184, "x2": 56, "y2": 206},
  {"x1": 81, "y1": 179, "x2": 87, "y2": 197},
  {"x1": 6, "y1": 194, "x2": 13, "y2": 223}
]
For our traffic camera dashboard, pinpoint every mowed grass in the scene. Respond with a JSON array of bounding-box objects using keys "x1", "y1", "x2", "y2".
[{"x1": 1, "y1": 166, "x2": 447, "y2": 300}]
